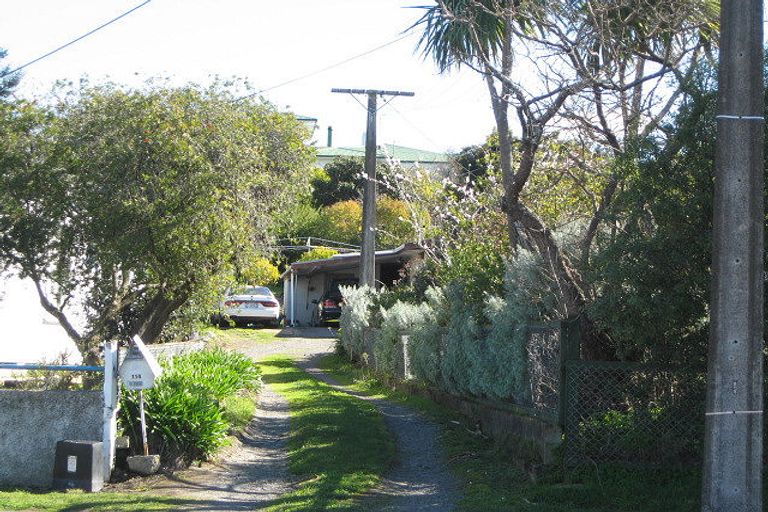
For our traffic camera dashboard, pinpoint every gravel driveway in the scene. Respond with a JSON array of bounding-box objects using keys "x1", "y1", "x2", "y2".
[
  {"x1": 300, "y1": 355, "x2": 461, "y2": 512},
  {"x1": 112, "y1": 327, "x2": 460, "y2": 511},
  {"x1": 110, "y1": 327, "x2": 336, "y2": 510}
]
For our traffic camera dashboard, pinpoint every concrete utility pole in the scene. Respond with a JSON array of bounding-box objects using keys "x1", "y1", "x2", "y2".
[
  {"x1": 331, "y1": 88, "x2": 414, "y2": 288},
  {"x1": 702, "y1": 1, "x2": 764, "y2": 511}
]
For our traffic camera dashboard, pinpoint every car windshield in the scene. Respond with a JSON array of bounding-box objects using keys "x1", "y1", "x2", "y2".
[{"x1": 236, "y1": 286, "x2": 272, "y2": 296}]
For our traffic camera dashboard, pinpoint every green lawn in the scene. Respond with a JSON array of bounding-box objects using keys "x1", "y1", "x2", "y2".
[
  {"x1": 260, "y1": 357, "x2": 395, "y2": 511},
  {"x1": 203, "y1": 326, "x2": 282, "y2": 344},
  {"x1": 319, "y1": 353, "x2": 704, "y2": 512},
  {"x1": 0, "y1": 489, "x2": 190, "y2": 511}
]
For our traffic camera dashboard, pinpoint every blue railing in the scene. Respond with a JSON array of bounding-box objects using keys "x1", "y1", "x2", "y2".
[{"x1": 0, "y1": 362, "x2": 104, "y2": 372}]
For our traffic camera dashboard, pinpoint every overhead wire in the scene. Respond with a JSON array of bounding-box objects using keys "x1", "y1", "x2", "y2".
[
  {"x1": 384, "y1": 101, "x2": 442, "y2": 149},
  {"x1": 0, "y1": 0, "x2": 154, "y2": 79},
  {"x1": 234, "y1": 30, "x2": 418, "y2": 102}
]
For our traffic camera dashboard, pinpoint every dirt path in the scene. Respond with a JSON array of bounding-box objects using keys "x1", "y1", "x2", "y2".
[
  {"x1": 115, "y1": 385, "x2": 291, "y2": 511},
  {"x1": 110, "y1": 328, "x2": 336, "y2": 510},
  {"x1": 299, "y1": 355, "x2": 461, "y2": 512},
  {"x1": 112, "y1": 328, "x2": 460, "y2": 511}
]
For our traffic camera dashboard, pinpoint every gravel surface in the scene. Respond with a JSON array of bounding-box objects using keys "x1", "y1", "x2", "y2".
[
  {"x1": 112, "y1": 328, "x2": 461, "y2": 511},
  {"x1": 216, "y1": 326, "x2": 338, "y2": 362},
  {"x1": 110, "y1": 328, "x2": 336, "y2": 510},
  {"x1": 299, "y1": 355, "x2": 461, "y2": 512},
  {"x1": 111, "y1": 385, "x2": 291, "y2": 511}
]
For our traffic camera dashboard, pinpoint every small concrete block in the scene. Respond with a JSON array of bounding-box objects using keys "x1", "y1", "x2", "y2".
[
  {"x1": 127, "y1": 455, "x2": 161, "y2": 475},
  {"x1": 52, "y1": 440, "x2": 104, "y2": 492},
  {"x1": 115, "y1": 436, "x2": 130, "y2": 449}
]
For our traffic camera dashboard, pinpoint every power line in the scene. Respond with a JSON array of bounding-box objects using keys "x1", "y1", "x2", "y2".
[
  {"x1": 234, "y1": 31, "x2": 417, "y2": 102},
  {"x1": 384, "y1": 101, "x2": 442, "y2": 149},
  {"x1": 0, "y1": 0, "x2": 154, "y2": 79}
]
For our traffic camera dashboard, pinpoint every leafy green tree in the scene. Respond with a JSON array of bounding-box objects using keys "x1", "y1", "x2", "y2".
[
  {"x1": 414, "y1": 1, "x2": 716, "y2": 358},
  {"x1": 590, "y1": 63, "x2": 768, "y2": 365},
  {"x1": 311, "y1": 157, "x2": 365, "y2": 207},
  {"x1": 298, "y1": 246, "x2": 339, "y2": 262},
  {"x1": 244, "y1": 258, "x2": 281, "y2": 285},
  {"x1": 0, "y1": 48, "x2": 20, "y2": 98},
  {"x1": 313, "y1": 198, "x2": 417, "y2": 248},
  {"x1": 311, "y1": 156, "x2": 398, "y2": 208},
  {"x1": 0, "y1": 82, "x2": 313, "y2": 365}
]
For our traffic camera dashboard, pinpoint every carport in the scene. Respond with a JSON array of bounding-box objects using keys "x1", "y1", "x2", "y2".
[{"x1": 282, "y1": 243, "x2": 424, "y2": 326}]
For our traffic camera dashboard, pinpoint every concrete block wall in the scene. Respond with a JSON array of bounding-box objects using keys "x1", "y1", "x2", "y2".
[{"x1": 0, "y1": 390, "x2": 102, "y2": 487}]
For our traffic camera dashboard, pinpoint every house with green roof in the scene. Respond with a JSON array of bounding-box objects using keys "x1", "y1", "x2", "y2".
[{"x1": 316, "y1": 143, "x2": 450, "y2": 175}]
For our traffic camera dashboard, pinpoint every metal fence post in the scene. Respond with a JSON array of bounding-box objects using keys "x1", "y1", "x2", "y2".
[
  {"x1": 559, "y1": 318, "x2": 581, "y2": 428},
  {"x1": 102, "y1": 341, "x2": 119, "y2": 481}
]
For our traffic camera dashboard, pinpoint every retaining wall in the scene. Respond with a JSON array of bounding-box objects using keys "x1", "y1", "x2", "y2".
[{"x1": 0, "y1": 390, "x2": 102, "y2": 487}]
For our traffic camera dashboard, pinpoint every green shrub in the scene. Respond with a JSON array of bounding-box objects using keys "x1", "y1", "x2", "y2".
[
  {"x1": 119, "y1": 348, "x2": 261, "y2": 465},
  {"x1": 298, "y1": 246, "x2": 339, "y2": 262}
]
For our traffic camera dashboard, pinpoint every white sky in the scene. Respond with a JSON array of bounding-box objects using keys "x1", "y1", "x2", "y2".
[{"x1": 0, "y1": 0, "x2": 496, "y2": 153}]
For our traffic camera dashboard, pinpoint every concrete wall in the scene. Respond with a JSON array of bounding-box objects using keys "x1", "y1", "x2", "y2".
[{"x1": 0, "y1": 390, "x2": 102, "y2": 488}]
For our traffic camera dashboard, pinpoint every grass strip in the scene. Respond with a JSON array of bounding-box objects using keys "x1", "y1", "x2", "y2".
[
  {"x1": 320, "y1": 353, "x2": 704, "y2": 512},
  {"x1": 222, "y1": 391, "x2": 258, "y2": 430},
  {"x1": 260, "y1": 356, "x2": 395, "y2": 511},
  {"x1": 0, "y1": 489, "x2": 188, "y2": 511},
  {"x1": 204, "y1": 326, "x2": 282, "y2": 344}
]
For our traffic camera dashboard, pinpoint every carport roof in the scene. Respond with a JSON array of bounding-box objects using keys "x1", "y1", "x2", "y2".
[{"x1": 282, "y1": 243, "x2": 424, "y2": 278}]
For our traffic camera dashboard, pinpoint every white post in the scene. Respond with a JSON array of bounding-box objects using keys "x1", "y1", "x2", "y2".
[
  {"x1": 402, "y1": 335, "x2": 412, "y2": 380},
  {"x1": 290, "y1": 271, "x2": 296, "y2": 326},
  {"x1": 139, "y1": 390, "x2": 149, "y2": 456},
  {"x1": 102, "y1": 341, "x2": 119, "y2": 481}
]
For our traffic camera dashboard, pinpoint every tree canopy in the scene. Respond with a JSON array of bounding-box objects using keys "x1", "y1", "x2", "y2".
[
  {"x1": 0, "y1": 81, "x2": 314, "y2": 362},
  {"x1": 0, "y1": 48, "x2": 20, "y2": 98},
  {"x1": 310, "y1": 156, "x2": 398, "y2": 208}
]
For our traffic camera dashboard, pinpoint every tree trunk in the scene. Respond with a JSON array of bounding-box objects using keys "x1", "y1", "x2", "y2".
[{"x1": 133, "y1": 288, "x2": 190, "y2": 343}]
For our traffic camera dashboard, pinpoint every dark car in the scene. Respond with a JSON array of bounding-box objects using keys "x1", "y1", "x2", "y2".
[
  {"x1": 316, "y1": 290, "x2": 343, "y2": 326},
  {"x1": 315, "y1": 279, "x2": 356, "y2": 326}
]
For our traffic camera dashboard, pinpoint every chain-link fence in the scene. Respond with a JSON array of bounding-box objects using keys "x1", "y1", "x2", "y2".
[
  {"x1": 521, "y1": 324, "x2": 562, "y2": 422},
  {"x1": 562, "y1": 362, "x2": 707, "y2": 469}
]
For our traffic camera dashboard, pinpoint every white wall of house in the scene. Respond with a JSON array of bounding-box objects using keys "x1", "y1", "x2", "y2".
[{"x1": 0, "y1": 274, "x2": 83, "y2": 377}]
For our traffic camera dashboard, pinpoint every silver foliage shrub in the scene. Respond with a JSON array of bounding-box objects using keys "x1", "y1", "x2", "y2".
[
  {"x1": 338, "y1": 285, "x2": 376, "y2": 359},
  {"x1": 374, "y1": 300, "x2": 432, "y2": 376},
  {"x1": 407, "y1": 286, "x2": 447, "y2": 386},
  {"x1": 338, "y1": 248, "x2": 561, "y2": 403}
]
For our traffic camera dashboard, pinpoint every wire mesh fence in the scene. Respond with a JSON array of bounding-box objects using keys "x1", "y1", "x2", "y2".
[
  {"x1": 522, "y1": 323, "x2": 562, "y2": 422},
  {"x1": 563, "y1": 362, "x2": 707, "y2": 469}
]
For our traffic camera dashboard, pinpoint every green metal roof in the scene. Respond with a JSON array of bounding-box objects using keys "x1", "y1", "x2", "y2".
[{"x1": 317, "y1": 144, "x2": 448, "y2": 164}]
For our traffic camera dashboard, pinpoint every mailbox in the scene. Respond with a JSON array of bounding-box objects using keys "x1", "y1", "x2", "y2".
[{"x1": 119, "y1": 335, "x2": 162, "y2": 390}]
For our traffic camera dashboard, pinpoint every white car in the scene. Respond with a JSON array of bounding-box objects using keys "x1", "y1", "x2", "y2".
[{"x1": 216, "y1": 285, "x2": 281, "y2": 328}]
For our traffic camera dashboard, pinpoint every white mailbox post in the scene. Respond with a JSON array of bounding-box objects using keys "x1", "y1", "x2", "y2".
[
  {"x1": 118, "y1": 335, "x2": 162, "y2": 458},
  {"x1": 119, "y1": 335, "x2": 162, "y2": 390}
]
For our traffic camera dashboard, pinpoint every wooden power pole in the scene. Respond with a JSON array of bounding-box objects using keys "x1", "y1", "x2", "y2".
[
  {"x1": 702, "y1": 1, "x2": 764, "y2": 510},
  {"x1": 331, "y1": 88, "x2": 414, "y2": 288}
]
